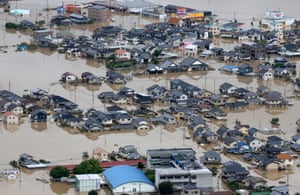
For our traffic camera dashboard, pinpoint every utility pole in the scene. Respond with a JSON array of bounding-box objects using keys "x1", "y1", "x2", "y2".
[
  {"x1": 8, "y1": 80, "x2": 11, "y2": 91},
  {"x1": 46, "y1": 0, "x2": 49, "y2": 26},
  {"x1": 92, "y1": 90, "x2": 95, "y2": 107},
  {"x1": 217, "y1": 174, "x2": 220, "y2": 191}
]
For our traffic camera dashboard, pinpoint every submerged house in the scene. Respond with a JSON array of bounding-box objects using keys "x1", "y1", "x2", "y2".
[
  {"x1": 200, "y1": 151, "x2": 221, "y2": 164},
  {"x1": 6, "y1": 103, "x2": 23, "y2": 116},
  {"x1": 160, "y1": 60, "x2": 181, "y2": 73},
  {"x1": 216, "y1": 125, "x2": 230, "y2": 140},
  {"x1": 47, "y1": 94, "x2": 80, "y2": 113},
  {"x1": 262, "y1": 91, "x2": 284, "y2": 106},
  {"x1": 106, "y1": 71, "x2": 126, "y2": 84},
  {"x1": 222, "y1": 161, "x2": 249, "y2": 182},
  {"x1": 207, "y1": 95, "x2": 227, "y2": 106},
  {"x1": 3, "y1": 111, "x2": 19, "y2": 124},
  {"x1": 60, "y1": 72, "x2": 79, "y2": 83},
  {"x1": 219, "y1": 82, "x2": 237, "y2": 95},
  {"x1": 29, "y1": 109, "x2": 47, "y2": 123},
  {"x1": 276, "y1": 153, "x2": 294, "y2": 169},
  {"x1": 237, "y1": 63, "x2": 254, "y2": 76},
  {"x1": 179, "y1": 57, "x2": 209, "y2": 71}
]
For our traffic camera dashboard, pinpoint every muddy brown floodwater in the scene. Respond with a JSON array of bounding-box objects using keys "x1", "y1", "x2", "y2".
[{"x1": 1, "y1": 0, "x2": 300, "y2": 194}]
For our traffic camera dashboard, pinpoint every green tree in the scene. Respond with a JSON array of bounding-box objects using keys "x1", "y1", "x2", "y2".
[
  {"x1": 73, "y1": 159, "x2": 103, "y2": 174},
  {"x1": 5, "y1": 22, "x2": 18, "y2": 29},
  {"x1": 228, "y1": 181, "x2": 240, "y2": 190},
  {"x1": 159, "y1": 181, "x2": 173, "y2": 195},
  {"x1": 144, "y1": 169, "x2": 155, "y2": 183},
  {"x1": 49, "y1": 166, "x2": 70, "y2": 179},
  {"x1": 137, "y1": 162, "x2": 145, "y2": 169},
  {"x1": 153, "y1": 49, "x2": 162, "y2": 57},
  {"x1": 88, "y1": 190, "x2": 98, "y2": 195}
]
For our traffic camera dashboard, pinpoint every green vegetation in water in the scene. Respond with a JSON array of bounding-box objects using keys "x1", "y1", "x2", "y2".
[
  {"x1": 5, "y1": 22, "x2": 18, "y2": 30},
  {"x1": 270, "y1": 117, "x2": 280, "y2": 125},
  {"x1": 39, "y1": 159, "x2": 51, "y2": 164},
  {"x1": 49, "y1": 166, "x2": 70, "y2": 179},
  {"x1": 9, "y1": 160, "x2": 19, "y2": 168},
  {"x1": 159, "y1": 181, "x2": 174, "y2": 195},
  {"x1": 88, "y1": 190, "x2": 98, "y2": 195},
  {"x1": 106, "y1": 59, "x2": 137, "y2": 69},
  {"x1": 73, "y1": 159, "x2": 103, "y2": 174},
  {"x1": 144, "y1": 169, "x2": 155, "y2": 183}
]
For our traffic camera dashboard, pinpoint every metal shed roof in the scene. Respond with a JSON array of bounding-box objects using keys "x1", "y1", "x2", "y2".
[{"x1": 103, "y1": 165, "x2": 154, "y2": 189}]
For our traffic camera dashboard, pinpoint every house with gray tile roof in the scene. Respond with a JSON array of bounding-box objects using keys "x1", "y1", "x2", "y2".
[
  {"x1": 222, "y1": 161, "x2": 249, "y2": 182},
  {"x1": 216, "y1": 125, "x2": 229, "y2": 140},
  {"x1": 200, "y1": 151, "x2": 221, "y2": 165},
  {"x1": 219, "y1": 82, "x2": 236, "y2": 95},
  {"x1": 179, "y1": 57, "x2": 209, "y2": 71}
]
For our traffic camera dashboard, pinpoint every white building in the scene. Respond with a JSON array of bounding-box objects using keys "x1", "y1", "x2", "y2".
[
  {"x1": 184, "y1": 45, "x2": 198, "y2": 56},
  {"x1": 3, "y1": 111, "x2": 19, "y2": 124},
  {"x1": 261, "y1": 10, "x2": 295, "y2": 31},
  {"x1": 155, "y1": 168, "x2": 212, "y2": 191},
  {"x1": 147, "y1": 148, "x2": 213, "y2": 193},
  {"x1": 75, "y1": 174, "x2": 104, "y2": 192}
]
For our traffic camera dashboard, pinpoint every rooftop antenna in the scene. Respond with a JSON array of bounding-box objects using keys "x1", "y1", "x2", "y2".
[
  {"x1": 46, "y1": 0, "x2": 49, "y2": 25},
  {"x1": 233, "y1": 11, "x2": 237, "y2": 23}
]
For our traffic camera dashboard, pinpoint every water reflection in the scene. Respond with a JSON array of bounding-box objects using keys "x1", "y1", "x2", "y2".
[
  {"x1": 38, "y1": 48, "x2": 57, "y2": 56},
  {"x1": 61, "y1": 83, "x2": 78, "y2": 91},
  {"x1": 265, "y1": 107, "x2": 286, "y2": 115},
  {"x1": 50, "y1": 182, "x2": 72, "y2": 195},
  {"x1": 31, "y1": 122, "x2": 47, "y2": 132},
  {"x1": 186, "y1": 71, "x2": 209, "y2": 81},
  {"x1": 256, "y1": 169, "x2": 293, "y2": 181},
  {"x1": 236, "y1": 75, "x2": 254, "y2": 85},
  {"x1": 136, "y1": 128, "x2": 150, "y2": 136},
  {"x1": 84, "y1": 132, "x2": 102, "y2": 141},
  {"x1": 3, "y1": 123, "x2": 19, "y2": 132},
  {"x1": 82, "y1": 83, "x2": 101, "y2": 91},
  {"x1": 20, "y1": 167, "x2": 35, "y2": 175},
  {"x1": 85, "y1": 59, "x2": 102, "y2": 68},
  {"x1": 62, "y1": 127, "x2": 81, "y2": 135},
  {"x1": 106, "y1": 82, "x2": 126, "y2": 91}
]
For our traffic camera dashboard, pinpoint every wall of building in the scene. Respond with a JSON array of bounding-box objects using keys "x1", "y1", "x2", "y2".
[{"x1": 113, "y1": 182, "x2": 156, "y2": 194}]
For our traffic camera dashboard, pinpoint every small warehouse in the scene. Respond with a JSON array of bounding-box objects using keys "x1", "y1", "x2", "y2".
[
  {"x1": 75, "y1": 174, "x2": 105, "y2": 192},
  {"x1": 103, "y1": 165, "x2": 156, "y2": 194}
]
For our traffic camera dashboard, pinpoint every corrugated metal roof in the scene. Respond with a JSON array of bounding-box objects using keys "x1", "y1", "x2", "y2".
[
  {"x1": 103, "y1": 165, "x2": 155, "y2": 189},
  {"x1": 116, "y1": 0, "x2": 158, "y2": 9}
]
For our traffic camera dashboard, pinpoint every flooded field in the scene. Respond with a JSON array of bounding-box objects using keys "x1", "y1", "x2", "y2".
[{"x1": 1, "y1": 0, "x2": 300, "y2": 194}]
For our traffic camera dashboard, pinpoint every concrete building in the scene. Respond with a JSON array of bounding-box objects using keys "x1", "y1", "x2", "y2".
[
  {"x1": 261, "y1": 10, "x2": 295, "y2": 31},
  {"x1": 103, "y1": 165, "x2": 156, "y2": 194},
  {"x1": 92, "y1": 146, "x2": 109, "y2": 162},
  {"x1": 75, "y1": 174, "x2": 104, "y2": 192},
  {"x1": 147, "y1": 148, "x2": 213, "y2": 193},
  {"x1": 155, "y1": 168, "x2": 212, "y2": 192},
  {"x1": 88, "y1": 5, "x2": 110, "y2": 22}
]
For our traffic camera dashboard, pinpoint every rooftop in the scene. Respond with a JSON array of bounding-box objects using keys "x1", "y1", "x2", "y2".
[{"x1": 103, "y1": 165, "x2": 155, "y2": 189}]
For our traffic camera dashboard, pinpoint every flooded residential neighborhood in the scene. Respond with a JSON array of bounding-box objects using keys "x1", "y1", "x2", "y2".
[{"x1": 1, "y1": 0, "x2": 300, "y2": 195}]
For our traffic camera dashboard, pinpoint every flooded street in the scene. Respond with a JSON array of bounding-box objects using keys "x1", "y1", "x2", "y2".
[{"x1": 1, "y1": 0, "x2": 300, "y2": 194}]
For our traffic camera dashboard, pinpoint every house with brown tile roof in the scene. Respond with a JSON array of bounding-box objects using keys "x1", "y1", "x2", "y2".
[{"x1": 276, "y1": 153, "x2": 294, "y2": 169}]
